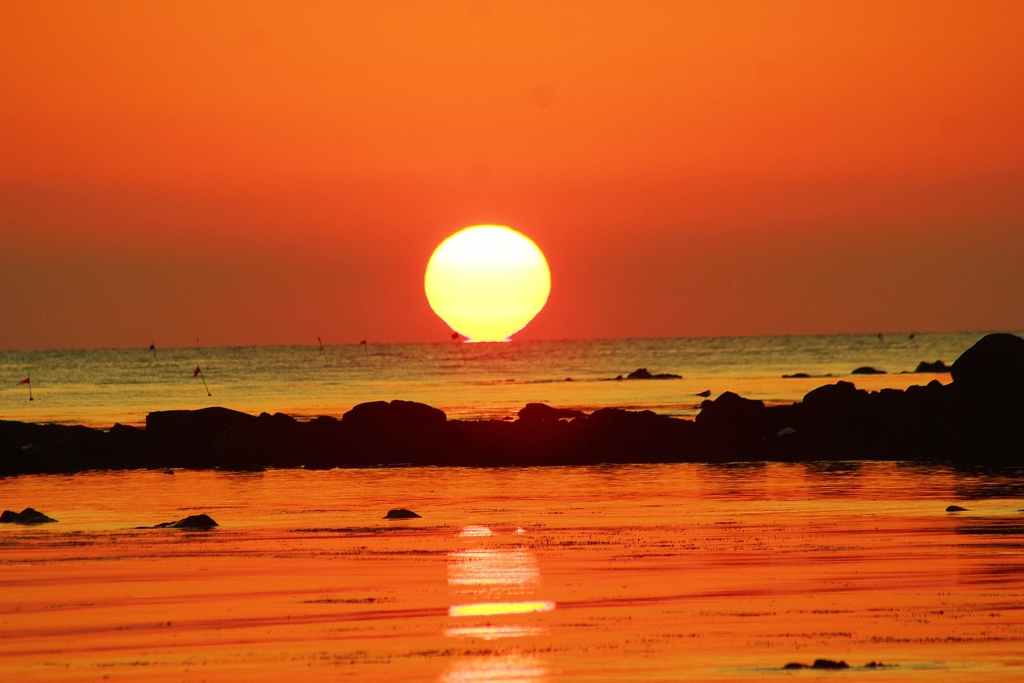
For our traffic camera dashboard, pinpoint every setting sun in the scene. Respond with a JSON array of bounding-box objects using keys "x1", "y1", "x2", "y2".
[{"x1": 424, "y1": 225, "x2": 551, "y2": 342}]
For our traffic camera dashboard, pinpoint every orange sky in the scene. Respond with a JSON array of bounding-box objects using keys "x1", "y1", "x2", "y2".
[{"x1": 1, "y1": 1, "x2": 1022, "y2": 350}]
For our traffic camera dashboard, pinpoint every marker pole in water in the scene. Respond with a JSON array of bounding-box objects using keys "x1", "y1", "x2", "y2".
[
  {"x1": 360, "y1": 339, "x2": 368, "y2": 358},
  {"x1": 194, "y1": 363, "x2": 211, "y2": 397},
  {"x1": 451, "y1": 331, "x2": 466, "y2": 365},
  {"x1": 318, "y1": 336, "x2": 327, "y2": 365},
  {"x1": 19, "y1": 374, "x2": 32, "y2": 401}
]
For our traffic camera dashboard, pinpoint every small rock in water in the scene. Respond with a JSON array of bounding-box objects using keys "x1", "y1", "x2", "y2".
[
  {"x1": 864, "y1": 661, "x2": 897, "y2": 668},
  {"x1": 695, "y1": 389, "x2": 711, "y2": 398},
  {"x1": 149, "y1": 514, "x2": 219, "y2": 530},
  {"x1": 777, "y1": 427, "x2": 797, "y2": 437},
  {"x1": 812, "y1": 659, "x2": 850, "y2": 669},
  {"x1": 782, "y1": 659, "x2": 849, "y2": 670},
  {"x1": 626, "y1": 368, "x2": 682, "y2": 380},
  {"x1": 914, "y1": 360, "x2": 950, "y2": 373},
  {"x1": 384, "y1": 509, "x2": 421, "y2": 519},
  {"x1": 851, "y1": 366, "x2": 886, "y2": 375},
  {"x1": 946, "y1": 505, "x2": 968, "y2": 512},
  {"x1": 0, "y1": 508, "x2": 58, "y2": 525},
  {"x1": 782, "y1": 372, "x2": 811, "y2": 378}
]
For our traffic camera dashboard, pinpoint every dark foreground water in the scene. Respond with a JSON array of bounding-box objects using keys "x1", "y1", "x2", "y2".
[
  {"x1": 1, "y1": 462, "x2": 1023, "y2": 681},
  {"x1": 0, "y1": 332, "x2": 1000, "y2": 426}
]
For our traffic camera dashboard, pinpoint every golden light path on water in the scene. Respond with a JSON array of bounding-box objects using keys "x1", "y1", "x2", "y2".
[
  {"x1": 443, "y1": 525, "x2": 553, "y2": 679},
  {"x1": 2, "y1": 464, "x2": 1024, "y2": 681}
]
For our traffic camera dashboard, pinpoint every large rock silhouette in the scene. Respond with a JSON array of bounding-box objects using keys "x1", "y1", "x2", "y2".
[
  {"x1": 951, "y1": 333, "x2": 1024, "y2": 408},
  {"x1": 1, "y1": 334, "x2": 1024, "y2": 473}
]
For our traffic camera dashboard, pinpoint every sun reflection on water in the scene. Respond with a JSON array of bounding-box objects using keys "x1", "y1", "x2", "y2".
[
  {"x1": 444, "y1": 626, "x2": 545, "y2": 640},
  {"x1": 448, "y1": 601, "x2": 555, "y2": 617},
  {"x1": 439, "y1": 652, "x2": 549, "y2": 683},
  {"x1": 448, "y1": 548, "x2": 540, "y2": 589}
]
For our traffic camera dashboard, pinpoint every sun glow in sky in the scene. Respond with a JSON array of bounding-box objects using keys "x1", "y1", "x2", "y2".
[
  {"x1": 0, "y1": 1, "x2": 1022, "y2": 349},
  {"x1": 425, "y1": 226, "x2": 551, "y2": 342}
]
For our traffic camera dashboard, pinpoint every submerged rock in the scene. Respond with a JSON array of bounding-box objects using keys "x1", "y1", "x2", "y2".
[
  {"x1": 518, "y1": 403, "x2": 585, "y2": 422},
  {"x1": 384, "y1": 509, "x2": 421, "y2": 519},
  {"x1": 946, "y1": 505, "x2": 968, "y2": 512},
  {"x1": 626, "y1": 368, "x2": 682, "y2": 380},
  {"x1": 149, "y1": 514, "x2": 219, "y2": 530},
  {"x1": 914, "y1": 360, "x2": 950, "y2": 373},
  {"x1": 0, "y1": 508, "x2": 58, "y2": 524},
  {"x1": 783, "y1": 659, "x2": 849, "y2": 670},
  {"x1": 851, "y1": 366, "x2": 886, "y2": 375},
  {"x1": 812, "y1": 659, "x2": 850, "y2": 670},
  {"x1": 782, "y1": 372, "x2": 811, "y2": 378},
  {"x1": 695, "y1": 390, "x2": 711, "y2": 398}
]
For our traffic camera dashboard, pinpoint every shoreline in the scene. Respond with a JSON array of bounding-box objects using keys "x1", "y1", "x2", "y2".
[{"x1": 2, "y1": 333, "x2": 1022, "y2": 476}]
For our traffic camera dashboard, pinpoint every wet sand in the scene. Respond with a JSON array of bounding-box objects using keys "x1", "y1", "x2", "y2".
[{"x1": 1, "y1": 463, "x2": 1023, "y2": 681}]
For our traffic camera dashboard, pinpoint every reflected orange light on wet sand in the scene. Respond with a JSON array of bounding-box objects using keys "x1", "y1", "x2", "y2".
[{"x1": 1, "y1": 465, "x2": 1024, "y2": 680}]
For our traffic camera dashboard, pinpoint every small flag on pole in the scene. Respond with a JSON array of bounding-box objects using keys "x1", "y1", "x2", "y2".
[
  {"x1": 18, "y1": 375, "x2": 33, "y2": 401},
  {"x1": 193, "y1": 364, "x2": 211, "y2": 396},
  {"x1": 451, "y1": 331, "x2": 466, "y2": 364}
]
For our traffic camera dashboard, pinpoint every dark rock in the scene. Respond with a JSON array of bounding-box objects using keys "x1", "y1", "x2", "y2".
[
  {"x1": 951, "y1": 333, "x2": 1024, "y2": 407},
  {"x1": 626, "y1": 368, "x2": 682, "y2": 380},
  {"x1": 914, "y1": 360, "x2": 950, "y2": 373},
  {"x1": 518, "y1": 403, "x2": 585, "y2": 422},
  {"x1": 782, "y1": 662, "x2": 807, "y2": 669},
  {"x1": 343, "y1": 400, "x2": 446, "y2": 430},
  {"x1": 342, "y1": 400, "x2": 447, "y2": 466},
  {"x1": 812, "y1": 659, "x2": 849, "y2": 669},
  {"x1": 802, "y1": 381, "x2": 867, "y2": 413},
  {"x1": 946, "y1": 505, "x2": 967, "y2": 512},
  {"x1": 864, "y1": 661, "x2": 896, "y2": 668},
  {"x1": 696, "y1": 392, "x2": 766, "y2": 434},
  {"x1": 384, "y1": 509, "x2": 421, "y2": 519},
  {"x1": 150, "y1": 514, "x2": 218, "y2": 530},
  {"x1": 695, "y1": 390, "x2": 711, "y2": 398},
  {"x1": 146, "y1": 407, "x2": 256, "y2": 468},
  {"x1": 851, "y1": 366, "x2": 886, "y2": 375},
  {"x1": 693, "y1": 392, "x2": 768, "y2": 460},
  {"x1": 782, "y1": 373, "x2": 811, "y2": 378},
  {"x1": 0, "y1": 507, "x2": 58, "y2": 524}
]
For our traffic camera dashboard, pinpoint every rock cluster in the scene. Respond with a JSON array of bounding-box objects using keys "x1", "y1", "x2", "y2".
[
  {"x1": 1, "y1": 334, "x2": 1023, "y2": 474},
  {"x1": 146, "y1": 514, "x2": 219, "y2": 530},
  {"x1": 0, "y1": 508, "x2": 57, "y2": 524}
]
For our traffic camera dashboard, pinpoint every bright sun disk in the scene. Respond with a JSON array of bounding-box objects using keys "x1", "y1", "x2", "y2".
[{"x1": 424, "y1": 225, "x2": 551, "y2": 342}]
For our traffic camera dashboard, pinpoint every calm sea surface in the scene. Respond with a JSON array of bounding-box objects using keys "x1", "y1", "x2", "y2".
[
  {"x1": 1, "y1": 463, "x2": 1023, "y2": 681},
  {"x1": 0, "y1": 332, "x2": 1006, "y2": 426}
]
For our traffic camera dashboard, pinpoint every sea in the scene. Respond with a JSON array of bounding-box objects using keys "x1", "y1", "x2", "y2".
[
  {"x1": 3, "y1": 332, "x2": 1024, "y2": 681},
  {"x1": 0, "y1": 331, "x2": 1008, "y2": 427}
]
